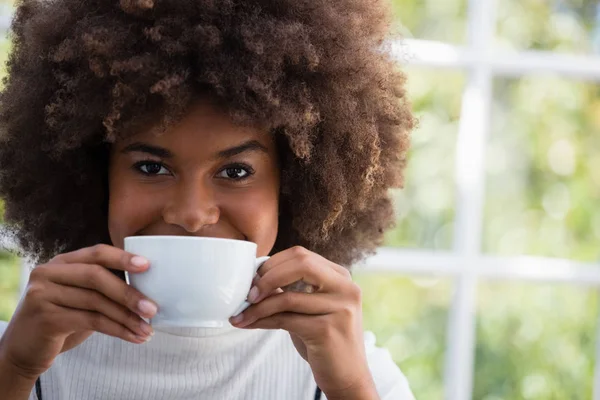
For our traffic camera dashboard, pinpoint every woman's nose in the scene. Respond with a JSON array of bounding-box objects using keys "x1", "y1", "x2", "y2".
[{"x1": 162, "y1": 181, "x2": 220, "y2": 233}]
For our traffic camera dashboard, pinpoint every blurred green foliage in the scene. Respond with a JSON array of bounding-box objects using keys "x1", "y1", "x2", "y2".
[
  {"x1": 0, "y1": 254, "x2": 18, "y2": 322},
  {"x1": 389, "y1": 0, "x2": 467, "y2": 44},
  {"x1": 354, "y1": 272, "x2": 450, "y2": 399},
  {"x1": 497, "y1": 0, "x2": 600, "y2": 54},
  {"x1": 384, "y1": 68, "x2": 462, "y2": 250},
  {"x1": 474, "y1": 282, "x2": 598, "y2": 400},
  {"x1": 1, "y1": 1, "x2": 600, "y2": 399},
  {"x1": 377, "y1": 0, "x2": 600, "y2": 399},
  {"x1": 485, "y1": 77, "x2": 600, "y2": 262},
  {"x1": 0, "y1": 10, "x2": 17, "y2": 323}
]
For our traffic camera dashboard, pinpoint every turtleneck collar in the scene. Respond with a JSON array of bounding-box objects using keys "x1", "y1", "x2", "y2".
[{"x1": 153, "y1": 323, "x2": 239, "y2": 338}]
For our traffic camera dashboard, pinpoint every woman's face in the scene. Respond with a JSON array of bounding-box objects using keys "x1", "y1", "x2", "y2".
[{"x1": 107, "y1": 100, "x2": 280, "y2": 257}]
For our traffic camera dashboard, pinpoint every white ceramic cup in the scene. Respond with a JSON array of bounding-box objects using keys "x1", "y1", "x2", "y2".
[{"x1": 124, "y1": 236, "x2": 269, "y2": 328}]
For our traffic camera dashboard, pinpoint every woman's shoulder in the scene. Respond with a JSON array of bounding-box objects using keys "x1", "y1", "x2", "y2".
[{"x1": 363, "y1": 331, "x2": 416, "y2": 400}]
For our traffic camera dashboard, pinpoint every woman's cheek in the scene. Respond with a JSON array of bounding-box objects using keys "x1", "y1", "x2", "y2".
[
  {"x1": 224, "y1": 189, "x2": 278, "y2": 255},
  {"x1": 108, "y1": 180, "x2": 165, "y2": 247}
]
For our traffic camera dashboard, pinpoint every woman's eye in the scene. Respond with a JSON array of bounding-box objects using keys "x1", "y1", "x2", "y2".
[
  {"x1": 136, "y1": 162, "x2": 170, "y2": 175},
  {"x1": 217, "y1": 166, "x2": 251, "y2": 180}
]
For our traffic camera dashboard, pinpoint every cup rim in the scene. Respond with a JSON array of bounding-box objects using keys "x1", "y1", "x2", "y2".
[{"x1": 124, "y1": 235, "x2": 257, "y2": 248}]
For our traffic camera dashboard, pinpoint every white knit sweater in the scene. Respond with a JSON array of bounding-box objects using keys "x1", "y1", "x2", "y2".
[{"x1": 0, "y1": 321, "x2": 414, "y2": 399}]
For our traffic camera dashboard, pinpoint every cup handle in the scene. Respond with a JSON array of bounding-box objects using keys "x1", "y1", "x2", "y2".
[{"x1": 231, "y1": 256, "x2": 270, "y2": 317}]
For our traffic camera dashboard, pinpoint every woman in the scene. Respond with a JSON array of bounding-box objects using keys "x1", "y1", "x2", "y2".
[{"x1": 0, "y1": 0, "x2": 415, "y2": 398}]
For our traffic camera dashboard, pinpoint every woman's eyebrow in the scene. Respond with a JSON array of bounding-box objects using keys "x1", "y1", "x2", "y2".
[
  {"x1": 120, "y1": 140, "x2": 268, "y2": 159},
  {"x1": 121, "y1": 143, "x2": 173, "y2": 158},
  {"x1": 215, "y1": 140, "x2": 268, "y2": 159}
]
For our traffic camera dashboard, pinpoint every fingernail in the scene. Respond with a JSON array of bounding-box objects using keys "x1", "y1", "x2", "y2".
[
  {"x1": 140, "y1": 321, "x2": 154, "y2": 336},
  {"x1": 230, "y1": 313, "x2": 244, "y2": 324},
  {"x1": 248, "y1": 286, "x2": 259, "y2": 303},
  {"x1": 131, "y1": 256, "x2": 149, "y2": 268},
  {"x1": 136, "y1": 334, "x2": 152, "y2": 343},
  {"x1": 138, "y1": 300, "x2": 158, "y2": 317}
]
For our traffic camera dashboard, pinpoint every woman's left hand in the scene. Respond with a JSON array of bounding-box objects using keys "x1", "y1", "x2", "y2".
[{"x1": 229, "y1": 246, "x2": 379, "y2": 400}]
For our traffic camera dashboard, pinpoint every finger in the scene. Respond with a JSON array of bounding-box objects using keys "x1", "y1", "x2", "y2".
[
  {"x1": 46, "y1": 282, "x2": 154, "y2": 338},
  {"x1": 243, "y1": 280, "x2": 281, "y2": 308},
  {"x1": 251, "y1": 257, "x2": 341, "y2": 303},
  {"x1": 328, "y1": 262, "x2": 353, "y2": 279},
  {"x1": 252, "y1": 275, "x2": 282, "y2": 294},
  {"x1": 249, "y1": 279, "x2": 283, "y2": 299},
  {"x1": 254, "y1": 247, "x2": 300, "y2": 277},
  {"x1": 267, "y1": 288, "x2": 284, "y2": 297},
  {"x1": 49, "y1": 244, "x2": 149, "y2": 273},
  {"x1": 230, "y1": 291, "x2": 338, "y2": 328},
  {"x1": 41, "y1": 263, "x2": 158, "y2": 319},
  {"x1": 235, "y1": 312, "x2": 330, "y2": 337},
  {"x1": 58, "y1": 306, "x2": 152, "y2": 344},
  {"x1": 256, "y1": 246, "x2": 351, "y2": 284}
]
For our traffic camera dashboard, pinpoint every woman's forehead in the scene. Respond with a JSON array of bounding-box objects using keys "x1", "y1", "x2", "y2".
[{"x1": 115, "y1": 100, "x2": 272, "y2": 153}]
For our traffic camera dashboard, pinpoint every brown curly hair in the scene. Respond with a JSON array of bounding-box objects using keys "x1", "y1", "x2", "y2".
[{"x1": 0, "y1": 0, "x2": 413, "y2": 267}]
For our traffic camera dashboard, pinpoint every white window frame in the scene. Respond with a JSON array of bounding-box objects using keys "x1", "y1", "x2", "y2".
[
  {"x1": 363, "y1": 0, "x2": 600, "y2": 399},
  {"x1": 7, "y1": 0, "x2": 600, "y2": 398}
]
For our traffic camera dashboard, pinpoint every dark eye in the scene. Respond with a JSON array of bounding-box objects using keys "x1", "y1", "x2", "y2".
[
  {"x1": 136, "y1": 162, "x2": 170, "y2": 175},
  {"x1": 217, "y1": 166, "x2": 251, "y2": 180}
]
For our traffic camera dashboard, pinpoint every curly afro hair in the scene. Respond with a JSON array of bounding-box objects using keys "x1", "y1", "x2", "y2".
[{"x1": 0, "y1": 0, "x2": 413, "y2": 267}]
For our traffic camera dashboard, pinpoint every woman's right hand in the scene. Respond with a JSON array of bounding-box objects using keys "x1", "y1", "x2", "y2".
[{"x1": 0, "y1": 244, "x2": 158, "y2": 380}]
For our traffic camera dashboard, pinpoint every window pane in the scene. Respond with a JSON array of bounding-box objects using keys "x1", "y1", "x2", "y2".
[
  {"x1": 474, "y1": 281, "x2": 597, "y2": 399},
  {"x1": 0, "y1": 26, "x2": 18, "y2": 322},
  {"x1": 483, "y1": 77, "x2": 600, "y2": 262},
  {"x1": 355, "y1": 272, "x2": 451, "y2": 399},
  {"x1": 391, "y1": 0, "x2": 468, "y2": 44},
  {"x1": 0, "y1": 254, "x2": 19, "y2": 321},
  {"x1": 385, "y1": 69, "x2": 462, "y2": 249},
  {"x1": 1, "y1": 195, "x2": 19, "y2": 322},
  {"x1": 497, "y1": 0, "x2": 600, "y2": 55},
  {"x1": 0, "y1": 36, "x2": 11, "y2": 84}
]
